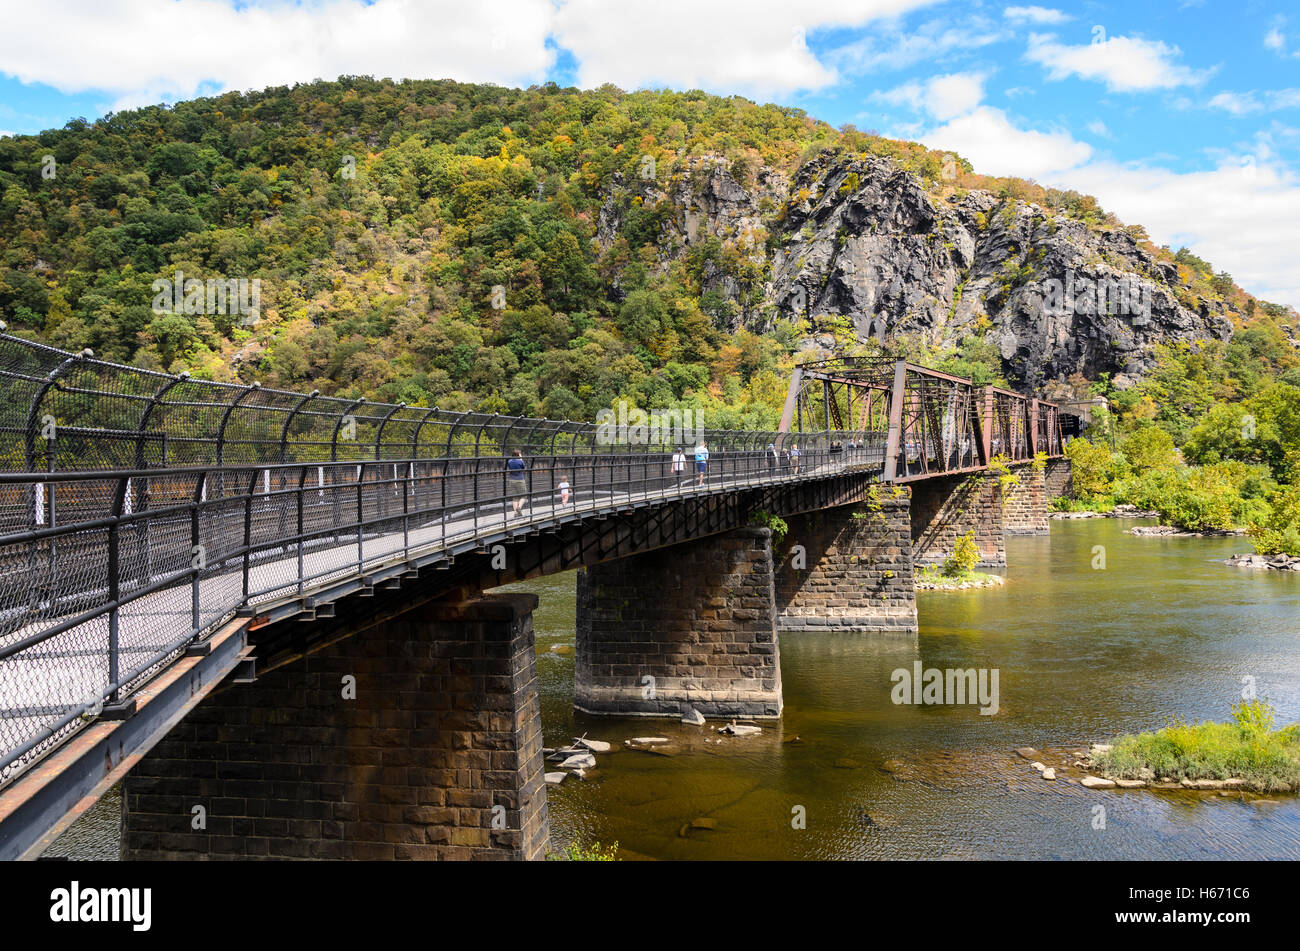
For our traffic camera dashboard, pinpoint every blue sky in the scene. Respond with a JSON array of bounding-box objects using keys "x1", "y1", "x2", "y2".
[{"x1": 1, "y1": 0, "x2": 1298, "y2": 305}]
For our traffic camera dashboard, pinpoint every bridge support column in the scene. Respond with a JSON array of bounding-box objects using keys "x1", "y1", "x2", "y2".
[
  {"x1": 774, "y1": 492, "x2": 918, "y2": 634},
  {"x1": 1003, "y1": 465, "x2": 1049, "y2": 535},
  {"x1": 910, "y1": 473, "x2": 1005, "y2": 568},
  {"x1": 1044, "y1": 458, "x2": 1072, "y2": 500},
  {"x1": 122, "y1": 592, "x2": 548, "y2": 860},
  {"x1": 574, "y1": 526, "x2": 782, "y2": 719}
]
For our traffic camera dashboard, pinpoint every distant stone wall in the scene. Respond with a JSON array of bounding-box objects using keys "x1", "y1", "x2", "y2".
[
  {"x1": 574, "y1": 526, "x2": 782, "y2": 719},
  {"x1": 910, "y1": 473, "x2": 1005, "y2": 568},
  {"x1": 1003, "y1": 465, "x2": 1049, "y2": 535},
  {"x1": 1044, "y1": 458, "x2": 1073, "y2": 499},
  {"x1": 122, "y1": 592, "x2": 548, "y2": 861},
  {"x1": 774, "y1": 493, "x2": 917, "y2": 634}
]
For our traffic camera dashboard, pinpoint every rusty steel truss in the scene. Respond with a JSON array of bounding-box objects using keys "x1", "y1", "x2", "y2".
[{"x1": 778, "y1": 356, "x2": 1065, "y2": 483}]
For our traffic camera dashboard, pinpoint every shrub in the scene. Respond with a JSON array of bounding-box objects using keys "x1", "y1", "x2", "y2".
[
  {"x1": 1248, "y1": 483, "x2": 1300, "y2": 556},
  {"x1": 1120, "y1": 426, "x2": 1176, "y2": 471},
  {"x1": 942, "y1": 531, "x2": 980, "y2": 577}
]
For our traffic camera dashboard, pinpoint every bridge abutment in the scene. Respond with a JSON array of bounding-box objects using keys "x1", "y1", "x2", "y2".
[
  {"x1": 574, "y1": 526, "x2": 782, "y2": 719},
  {"x1": 909, "y1": 473, "x2": 1006, "y2": 568},
  {"x1": 774, "y1": 493, "x2": 918, "y2": 634},
  {"x1": 122, "y1": 592, "x2": 548, "y2": 860}
]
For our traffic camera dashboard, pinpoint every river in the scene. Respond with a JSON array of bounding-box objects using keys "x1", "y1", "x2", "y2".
[{"x1": 43, "y1": 518, "x2": 1300, "y2": 860}]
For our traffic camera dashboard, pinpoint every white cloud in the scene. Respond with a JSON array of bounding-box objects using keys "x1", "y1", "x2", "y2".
[
  {"x1": 1086, "y1": 119, "x2": 1109, "y2": 136},
  {"x1": 1003, "y1": 6, "x2": 1071, "y2": 25},
  {"x1": 0, "y1": 0, "x2": 559, "y2": 104},
  {"x1": 0, "y1": 0, "x2": 947, "y2": 106},
  {"x1": 921, "y1": 106, "x2": 1092, "y2": 178},
  {"x1": 1265, "y1": 28, "x2": 1286, "y2": 53},
  {"x1": 828, "y1": 16, "x2": 1006, "y2": 75},
  {"x1": 0, "y1": 130, "x2": 13, "y2": 138},
  {"x1": 1209, "y1": 89, "x2": 1300, "y2": 116},
  {"x1": 875, "y1": 72, "x2": 988, "y2": 121},
  {"x1": 554, "y1": 0, "x2": 944, "y2": 98},
  {"x1": 1025, "y1": 32, "x2": 1213, "y2": 92}
]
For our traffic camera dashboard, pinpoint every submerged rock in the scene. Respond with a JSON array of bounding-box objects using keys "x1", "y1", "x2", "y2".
[
  {"x1": 1015, "y1": 747, "x2": 1041, "y2": 761},
  {"x1": 573, "y1": 737, "x2": 611, "y2": 753},
  {"x1": 680, "y1": 706, "x2": 706, "y2": 726},
  {"x1": 1081, "y1": 776, "x2": 1116, "y2": 789},
  {"x1": 718, "y1": 722, "x2": 762, "y2": 737}
]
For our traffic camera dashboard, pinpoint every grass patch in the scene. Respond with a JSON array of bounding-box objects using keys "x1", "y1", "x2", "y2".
[
  {"x1": 1092, "y1": 701, "x2": 1300, "y2": 793},
  {"x1": 546, "y1": 839, "x2": 620, "y2": 861}
]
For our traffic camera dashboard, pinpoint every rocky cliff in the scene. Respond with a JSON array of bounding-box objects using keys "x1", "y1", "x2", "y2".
[{"x1": 598, "y1": 149, "x2": 1235, "y2": 390}]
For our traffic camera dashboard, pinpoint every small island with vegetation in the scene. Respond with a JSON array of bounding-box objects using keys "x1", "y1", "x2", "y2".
[
  {"x1": 1087, "y1": 700, "x2": 1299, "y2": 794},
  {"x1": 915, "y1": 531, "x2": 1004, "y2": 590}
]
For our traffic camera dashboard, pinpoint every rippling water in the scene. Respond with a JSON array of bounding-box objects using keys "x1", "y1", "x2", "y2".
[
  {"x1": 530, "y1": 518, "x2": 1300, "y2": 860},
  {"x1": 47, "y1": 518, "x2": 1300, "y2": 859}
]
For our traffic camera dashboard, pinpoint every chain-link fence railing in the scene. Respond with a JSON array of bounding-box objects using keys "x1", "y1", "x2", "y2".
[{"x1": 0, "y1": 330, "x2": 888, "y2": 789}]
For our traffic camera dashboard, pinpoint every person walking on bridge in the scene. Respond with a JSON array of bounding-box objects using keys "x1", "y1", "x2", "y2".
[
  {"x1": 695, "y1": 440, "x2": 709, "y2": 486},
  {"x1": 789, "y1": 443, "x2": 800, "y2": 475},
  {"x1": 507, "y1": 449, "x2": 528, "y2": 517},
  {"x1": 671, "y1": 446, "x2": 687, "y2": 484}
]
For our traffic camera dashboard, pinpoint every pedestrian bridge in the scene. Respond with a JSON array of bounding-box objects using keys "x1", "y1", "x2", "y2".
[{"x1": 0, "y1": 330, "x2": 1068, "y2": 860}]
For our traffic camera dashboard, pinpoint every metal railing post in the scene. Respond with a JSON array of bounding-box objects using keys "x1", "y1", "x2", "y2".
[{"x1": 107, "y1": 476, "x2": 128, "y2": 704}]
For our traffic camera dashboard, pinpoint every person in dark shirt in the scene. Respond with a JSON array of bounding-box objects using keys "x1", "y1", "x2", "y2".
[{"x1": 506, "y1": 450, "x2": 527, "y2": 516}]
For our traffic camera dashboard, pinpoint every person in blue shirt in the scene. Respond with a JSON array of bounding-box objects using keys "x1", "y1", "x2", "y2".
[
  {"x1": 506, "y1": 449, "x2": 528, "y2": 516},
  {"x1": 694, "y1": 441, "x2": 709, "y2": 486}
]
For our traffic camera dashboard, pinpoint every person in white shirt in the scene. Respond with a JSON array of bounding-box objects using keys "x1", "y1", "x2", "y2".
[
  {"x1": 559, "y1": 476, "x2": 571, "y2": 505},
  {"x1": 671, "y1": 446, "x2": 686, "y2": 483}
]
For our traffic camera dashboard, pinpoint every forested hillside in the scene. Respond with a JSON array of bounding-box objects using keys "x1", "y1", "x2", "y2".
[{"x1": 0, "y1": 77, "x2": 1295, "y2": 440}]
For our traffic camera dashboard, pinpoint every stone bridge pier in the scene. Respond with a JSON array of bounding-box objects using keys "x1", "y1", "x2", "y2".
[
  {"x1": 121, "y1": 592, "x2": 548, "y2": 861},
  {"x1": 574, "y1": 526, "x2": 783, "y2": 719},
  {"x1": 909, "y1": 473, "x2": 1006, "y2": 568},
  {"x1": 774, "y1": 493, "x2": 918, "y2": 635}
]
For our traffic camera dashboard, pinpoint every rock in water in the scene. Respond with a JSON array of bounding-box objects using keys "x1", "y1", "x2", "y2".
[
  {"x1": 628, "y1": 736, "x2": 670, "y2": 745},
  {"x1": 1081, "y1": 776, "x2": 1116, "y2": 789},
  {"x1": 1015, "y1": 747, "x2": 1041, "y2": 761},
  {"x1": 544, "y1": 772, "x2": 567, "y2": 785},
  {"x1": 559, "y1": 753, "x2": 596, "y2": 770},
  {"x1": 573, "y1": 737, "x2": 611, "y2": 753},
  {"x1": 680, "y1": 706, "x2": 706, "y2": 726},
  {"x1": 718, "y1": 722, "x2": 761, "y2": 736},
  {"x1": 1041, "y1": 768, "x2": 1056, "y2": 781}
]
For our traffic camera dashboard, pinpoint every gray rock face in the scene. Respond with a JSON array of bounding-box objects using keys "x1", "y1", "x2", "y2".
[{"x1": 598, "y1": 149, "x2": 1234, "y2": 387}]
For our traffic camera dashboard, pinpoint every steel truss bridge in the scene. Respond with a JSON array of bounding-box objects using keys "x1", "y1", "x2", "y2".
[{"x1": 0, "y1": 332, "x2": 1064, "y2": 857}]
